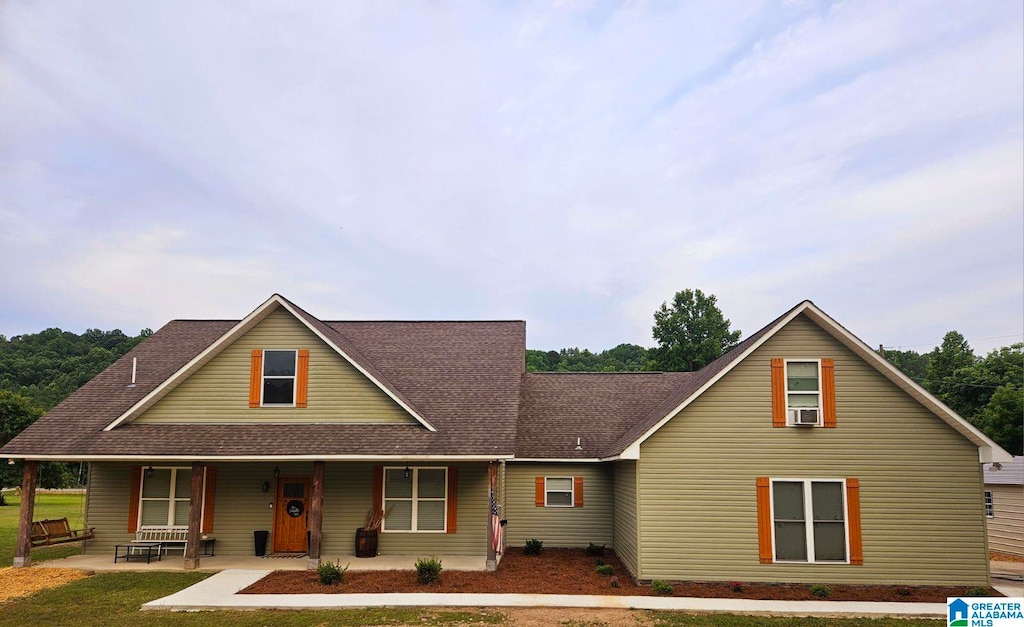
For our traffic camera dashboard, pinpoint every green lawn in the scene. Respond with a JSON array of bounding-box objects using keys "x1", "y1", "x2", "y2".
[
  {"x1": 0, "y1": 491, "x2": 87, "y2": 567},
  {"x1": 0, "y1": 492, "x2": 941, "y2": 626}
]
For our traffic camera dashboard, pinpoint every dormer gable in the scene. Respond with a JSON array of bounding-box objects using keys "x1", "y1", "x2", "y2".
[{"x1": 104, "y1": 294, "x2": 434, "y2": 430}]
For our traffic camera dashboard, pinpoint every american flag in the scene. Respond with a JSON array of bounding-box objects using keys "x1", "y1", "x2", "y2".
[{"x1": 490, "y1": 488, "x2": 503, "y2": 554}]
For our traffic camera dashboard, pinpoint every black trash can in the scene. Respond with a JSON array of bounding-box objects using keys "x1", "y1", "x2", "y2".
[{"x1": 254, "y1": 530, "x2": 269, "y2": 556}]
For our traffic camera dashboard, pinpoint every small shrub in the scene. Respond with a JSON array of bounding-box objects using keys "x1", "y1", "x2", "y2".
[
  {"x1": 610, "y1": 575, "x2": 619, "y2": 588},
  {"x1": 317, "y1": 558, "x2": 349, "y2": 585},
  {"x1": 523, "y1": 538, "x2": 543, "y2": 555},
  {"x1": 652, "y1": 580, "x2": 673, "y2": 595},
  {"x1": 596, "y1": 564, "x2": 614, "y2": 576},
  {"x1": 810, "y1": 584, "x2": 832, "y2": 598},
  {"x1": 964, "y1": 586, "x2": 989, "y2": 597},
  {"x1": 595, "y1": 557, "x2": 606, "y2": 567},
  {"x1": 731, "y1": 582, "x2": 743, "y2": 593},
  {"x1": 585, "y1": 542, "x2": 606, "y2": 557},
  {"x1": 414, "y1": 556, "x2": 443, "y2": 585}
]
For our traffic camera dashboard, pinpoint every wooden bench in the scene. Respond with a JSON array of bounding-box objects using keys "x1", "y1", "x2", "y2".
[
  {"x1": 133, "y1": 526, "x2": 189, "y2": 554},
  {"x1": 31, "y1": 517, "x2": 95, "y2": 546}
]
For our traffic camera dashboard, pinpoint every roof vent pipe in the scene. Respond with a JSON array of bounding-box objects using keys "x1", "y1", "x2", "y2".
[
  {"x1": 574, "y1": 437, "x2": 583, "y2": 451},
  {"x1": 128, "y1": 357, "x2": 137, "y2": 387}
]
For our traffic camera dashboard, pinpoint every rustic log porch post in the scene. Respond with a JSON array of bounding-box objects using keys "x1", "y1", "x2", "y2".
[
  {"x1": 184, "y1": 462, "x2": 205, "y2": 570},
  {"x1": 486, "y1": 460, "x2": 498, "y2": 571},
  {"x1": 13, "y1": 460, "x2": 38, "y2": 568},
  {"x1": 308, "y1": 460, "x2": 324, "y2": 569}
]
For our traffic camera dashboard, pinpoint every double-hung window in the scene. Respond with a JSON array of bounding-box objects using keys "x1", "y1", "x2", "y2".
[
  {"x1": 985, "y1": 491, "x2": 994, "y2": 518},
  {"x1": 140, "y1": 467, "x2": 193, "y2": 527},
  {"x1": 544, "y1": 477, "x2": 575, "y2": 507},
  {"x1": 772, "y1": 479, "x2": 847, "y2": 563},
  {"x1": 785, "y1": 360, "x2": 821, "y2": 425},
  {"x1": 383, "y1": 467, "x2": 447, "y2": 532},
  {"x1": 262, "y1": 350, "x2": 297, "y2": 405}
]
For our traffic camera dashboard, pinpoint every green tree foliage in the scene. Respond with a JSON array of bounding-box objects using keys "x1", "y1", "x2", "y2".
[
  {"x1": 651, "y1": 289, "x2": 741, "y2": 372},
  {"x1": 880, "y1": 348, "x2": 930, "y2": 381},
  {"x1": 526, "y1": 344, "x2": 654, "y2": 372},
  {"x1": 0, "y1": 327, "x2": 151, "y2": 493},
  {"x1": 901, "y1": 334, "x2": 1023, "y2": 456},
  {"x1": 0, "y1": 327, "x2": 151, "y2": 410}
]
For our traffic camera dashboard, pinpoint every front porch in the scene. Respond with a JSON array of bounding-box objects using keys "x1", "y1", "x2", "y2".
[{"x1": 33, "y1": 552, "x2": 490, "y2": 572}]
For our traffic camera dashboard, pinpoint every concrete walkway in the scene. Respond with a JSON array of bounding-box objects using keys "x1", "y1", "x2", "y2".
[{"x1": 142, "y1": 569, "x2": 948, "y2": 618}]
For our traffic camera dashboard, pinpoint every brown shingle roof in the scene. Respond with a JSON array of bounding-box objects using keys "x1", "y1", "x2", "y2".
[
  {"x1": 517, "y1": 372, "x2": 691, "y2": 459},
  {"x1": 0, "y1": 312, "x2": 525, "y2": 458}
]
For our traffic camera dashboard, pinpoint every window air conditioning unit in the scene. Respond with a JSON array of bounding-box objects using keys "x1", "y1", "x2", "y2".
[{"x1": 791, "y1": 408, "x2": 820, "y2": 426}]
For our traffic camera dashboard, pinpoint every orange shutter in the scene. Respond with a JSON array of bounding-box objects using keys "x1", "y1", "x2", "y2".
[
  {"x1": 127, "y1": 466, "x2": 142, "y2": 532},
  {"x1": 573, "y1": 476, "x2": 584, "y2": 507},
  {"x1": 771, "y1": 359, "x2": 786, "y2": 427},
  {"x1": 249, "y1": 350, "x2": 263, "y2": 408},
  {"x1": 535, "y1": 477, "x2": 545, "y2": 507},
  {"x1": 446, "y1": 466, "x2": 458, "y2": 534},
  {"x1": 295, "y1": 349, "x2": 310, "y2": 408},
  {"x1": 846, "y1": 478, "x2": 863, "y2": 565},
  {"x1": 371, "y1": 466, "x2": 384, "y2": 518},
  {"x1": 756, "y1": 477, "x2": 773, "y2": 563},
  {"x1": 822, "y1": 358, "x2": 836, "y2": 428},
  {"x1": 201, "y1": 467, "x2": 218, "y2": 534}
]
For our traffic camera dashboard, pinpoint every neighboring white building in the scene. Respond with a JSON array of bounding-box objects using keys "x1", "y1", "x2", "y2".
[{"x1": 984, "y1": 456, "x2": 1024, "y2": 556}]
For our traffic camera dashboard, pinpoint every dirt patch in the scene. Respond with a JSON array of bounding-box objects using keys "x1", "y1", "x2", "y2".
[
  {"x1": 240, "y1": 547, "x2": 1000, "y2": 602},
  {"x1": 991, "y1": 550, "x2": 1024, "y2": 563},
  {"x1": 0, "y1": 567, "x2": 90, "y2": 603}
]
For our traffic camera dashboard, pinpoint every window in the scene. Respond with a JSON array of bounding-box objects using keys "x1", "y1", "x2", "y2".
[
  {"x1": 383, "y1": 467, "x2": 447, "y2": 532},
  {"x1": 985, "y1": 491, "x2": 994, "y2": 518},
  {"x1": 262, "y1": 350, "x2": 297, "y2": 405},
  {"x1": 139, "y1": 467, "x2": 197, "y2": 527},
  {"x1": 785, "y1": 360, "x2": 821, "y2": 425},
  {"x1": 545, "y1": 477, "x2": 574, "y2": 507},
  {"x1": 772, "y1": 479, "x2": 847, "y2": 563}
]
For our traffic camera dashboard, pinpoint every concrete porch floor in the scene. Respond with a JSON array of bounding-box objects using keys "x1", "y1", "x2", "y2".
[{"x1": 33, "y1": 553, "x2": 489, "y2": 572}]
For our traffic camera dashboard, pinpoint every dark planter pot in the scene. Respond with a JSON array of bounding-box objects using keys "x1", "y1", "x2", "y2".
[
  {"x1": 354, "y1": 527, "x2": 378, "y2": 558},
  {"x1": 254, "y1": 530, "x2": 269, "y2": 557}
]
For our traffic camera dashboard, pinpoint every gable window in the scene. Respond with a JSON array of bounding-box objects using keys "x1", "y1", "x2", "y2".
[
  {"x1": 383, "y1": 467, "x2": 447, "y2": 532},
  {"x1": 772, "y1": 479, "x2": 847, "y2": 563},
  {"x1": 263, "y1": 350, "x2": 297, "y2": 405},
  {"x1": 139, "y1": 467, "x2": 195, "y2": 527},
  {"x1": 985, "y1": 491, "x2": 994, "y2": 518},
  {"x1": 786, "y1": 360, "x2": 821, "y2": 426}
]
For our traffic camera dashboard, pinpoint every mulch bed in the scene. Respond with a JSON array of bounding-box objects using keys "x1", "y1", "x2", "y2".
[{"x1": 240, "y1": 547, "x2": 1001, "y2": 602}]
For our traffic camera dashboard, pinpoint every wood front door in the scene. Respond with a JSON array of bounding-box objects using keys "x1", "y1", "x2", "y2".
[{"x1": 273, "y1": 477, "x2": 310, "y2": 553}]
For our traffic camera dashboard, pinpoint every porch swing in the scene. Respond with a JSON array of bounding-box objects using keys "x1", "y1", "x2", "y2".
[{"x1": 30, "y1": 468, "x2": 95, "y2": 547}]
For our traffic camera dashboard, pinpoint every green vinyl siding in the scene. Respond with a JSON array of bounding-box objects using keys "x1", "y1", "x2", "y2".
[
  {"x1": 636, "y1": 313, "x2": 989, "y2": 586},
  {"x1": 504, "y1": 463, "x2": 613, "y2": 548},
  {"x1": 136, "y1": 308, "x2": 414, "y2": 424},
  {"x1": 84, "y1": 461, "x2": 488, "y2": 557},
  {"x1": 612, "y1": 460, "x2": 639, "y2": 576}
]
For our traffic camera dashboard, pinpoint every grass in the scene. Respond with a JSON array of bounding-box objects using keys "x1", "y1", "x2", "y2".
[
  {"x1": 0, "y1": 491, "x2": 87, "y2": 567},
  {"x1": 0, "y1": 572, "x2": 505, "y2": 626}
]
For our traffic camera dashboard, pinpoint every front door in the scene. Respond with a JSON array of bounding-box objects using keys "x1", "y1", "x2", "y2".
[{"x1": 273, "y1": 477, "x2": 310, "y2": 553}]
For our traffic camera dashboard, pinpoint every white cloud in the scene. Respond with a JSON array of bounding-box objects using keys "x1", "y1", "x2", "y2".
[{"x1": 0, "y1": 0, "x2": 1020, "y2": 353}]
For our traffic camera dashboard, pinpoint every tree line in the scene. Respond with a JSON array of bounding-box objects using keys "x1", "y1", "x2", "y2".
[{"x1": 0, "y1": 326, "x2": 151, "y2": 494}]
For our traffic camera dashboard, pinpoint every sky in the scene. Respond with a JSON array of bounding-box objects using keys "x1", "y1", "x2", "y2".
[{"x1": 1, "y1": 1, "x2": 1022, "y2": 356}]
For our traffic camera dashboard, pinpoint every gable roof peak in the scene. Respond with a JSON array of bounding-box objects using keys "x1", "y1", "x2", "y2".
[{"x1": 103, "y1": 293, "x2": 436, "y2": 432}]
